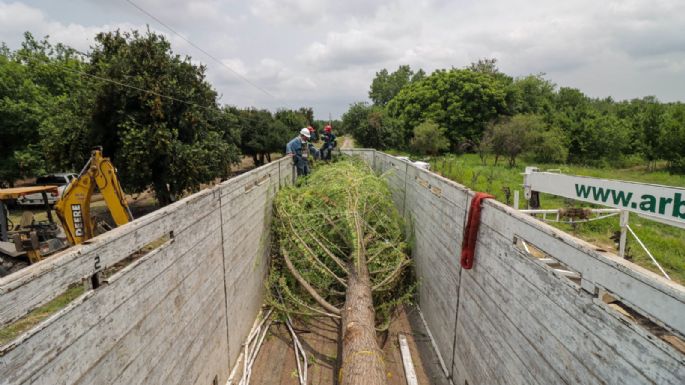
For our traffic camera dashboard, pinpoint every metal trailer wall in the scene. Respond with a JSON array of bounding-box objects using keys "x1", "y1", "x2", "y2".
[
  {"x1": 0, "y1": 157, "x2": 294, "y2": 385},
  {"x1": 344, "y1": 149, "x2": 685, "y2": 385},
  {"x1": 2, "y1": 149, "x2": 683, "y2": 385}
]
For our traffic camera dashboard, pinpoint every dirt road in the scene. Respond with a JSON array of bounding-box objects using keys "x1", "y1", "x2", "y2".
[{"x1": 341, "y1": 136, "x2": 354, "y2": 149}]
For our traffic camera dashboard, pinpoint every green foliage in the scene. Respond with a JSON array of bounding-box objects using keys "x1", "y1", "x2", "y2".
[
  {"x1": 530, "y1": 126, "x2": 568, "y2": 163},
  {"x1": 660, "y1": 104, "x2": 685, "y2": 172},
  {"x1": 341, "y1": 102, "x2": 403, "y2": 149},
  {"x1": 268, "y1": 159, "x2": 413, "y2": 328},
  {"x1": 231, "y1": 107, "x2": 312, "y2": 166},
  {"x1": 485, "y1": 114, "x2": 542, "y2": 167},
  {"x1": 276, "y1": 109, "x2": 308, "y2": 132},
  {"x1": 0, "y1": 33, "x2": 90, "y2": 186},
  {"x1": 348, "y1": 59, "x2": 685, "y2": 172},
  {"x1": 427, "y1": 153, "x2": 685, "y2": 284},
  {"x1": 510, "y1": 74, "x2": 556, "y2": 115},
  {"x1": 575, "y1": 113, "x2": 631, "y2": 165},
  {"x1": 87, "y1": 29, "x2": 240, "y2": 204},
  {"x1": 1, "y1": 29, "x2": 248, "y2": 200},
  {"x1": 341, "y1": 102, "x2": 369, "y2": 136},
  {"x1": 369, "y1": 65, "x2": 424, "y2": 106},
  {"x1": 410, "y1": 120, "x2": 449, "y2": 155},
  {"x1": 235, "y1": 107, "x2": 295, "y2": 166},
  {"x1": 387, "y1": 68, "x2": 508, "y2": 147},
  {"x1": 468, "y1": 58, "x2": 518, "y2": 113}
]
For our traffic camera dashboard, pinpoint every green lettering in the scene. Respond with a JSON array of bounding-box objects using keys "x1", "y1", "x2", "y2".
[
  {"x1": 591, "y1": 186, "x2": 611, "y2": 202},
  {"x1": 672, "y1": 193, "x2": 685, "y2": 219},
  {"x1": 575, "y1": 184, "x2": 592, "y2": 199},
  {"x1": 658, "y1": 197, "x2": 673, "y2": 215},
  {"x1": 611, "y1": 190, "x2": 633, "y2": 207},
  {"x1": 639, "y1": 195, "x2": 656, "y2": 213}
]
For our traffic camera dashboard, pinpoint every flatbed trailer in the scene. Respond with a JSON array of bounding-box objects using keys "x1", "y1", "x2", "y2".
[{"x1": 0, "y1": 149, "x2": 683, "y2": 385}]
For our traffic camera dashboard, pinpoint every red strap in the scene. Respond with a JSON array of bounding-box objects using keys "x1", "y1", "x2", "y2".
[{"x1": 460, "y1": 192, "x2": 495, "y2": 270}]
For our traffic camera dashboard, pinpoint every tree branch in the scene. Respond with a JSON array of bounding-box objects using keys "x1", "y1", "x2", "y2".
[
  {"x1": 281, "y1": 247, "x2": 342, "y2": 315},
  {"x1": 285, "y1": 215, "x2": 348, "y2": 287}
]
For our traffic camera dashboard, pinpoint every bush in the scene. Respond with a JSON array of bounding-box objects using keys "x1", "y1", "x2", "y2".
[
  {"x1": 486, "y1": 114, "x2": 542, "y2": 167},
  {"x1": 410, "y1": 120, "x2": 449, "y2": 155},
  {"x1": 530, "y1": 127, "x2": 568, "y2": 163},
  {"x1": 341, "y1": 102, "x2": 403, "y2": 149}
]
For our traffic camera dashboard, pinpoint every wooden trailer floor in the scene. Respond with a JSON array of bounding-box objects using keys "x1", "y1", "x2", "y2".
[{"x1": 247, "y1": 305, "x2": 450, "y2": 385}]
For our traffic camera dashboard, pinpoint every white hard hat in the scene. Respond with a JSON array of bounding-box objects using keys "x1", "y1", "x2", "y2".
[{"x1": 300, "y1": 128, "x2": 311, "y2": 138}]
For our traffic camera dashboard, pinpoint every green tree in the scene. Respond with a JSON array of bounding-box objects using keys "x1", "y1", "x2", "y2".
[
  {"x1": 368, "y1": 65, "x2": 423, "y2": 106},
  {"x1": 341, "y1": 102, "x2": 402, "y2": 149},
  {"x1": 88, "y1": 29, "x2": 239, "y2": 204},
  {"x1": 567, "y1": 113, "x2": 631, "y2": 165},
  {"x1": 0, "y1": 49, "x2": 43, "y2": 186},
  {"x1": 275, "y1": 109, "x2": 308, "y2": 132},
  {"x1": 511, "y1": 74, "x2": 556, "y2": 115},
  {"x1": 341, "y1": 102, "x2": 371, "y2": 135},
  {"x1": 636, "y1": 97, "x2": 665, "y2": 170},
  {"x1": 468, "y1": 58, "x2": 517, "y2": 114},
  {"x1": 486, "y1": 114, "x2": 541, "y2": 167},
  {"x1": 238, "y1": 108, "x2": 292, "y2": 166},
  {"x1": 661, "y1": 103, "x2": 685, "y2": 171},
  {"x1": 298, "y1": 106, "x2": 314, "y2": 126},
  {"x1": 410, "y1": 120, "x2": 449, "y2": 155},
  {"x1": 387, "y1": 68, "x2": 508, "y2": 148},
  {"x1": 0, "y1": 33, "x2": 90, "y2": 186},
  {"x1": 529, "y1": 126, "x2": 568, "y2": 163}
]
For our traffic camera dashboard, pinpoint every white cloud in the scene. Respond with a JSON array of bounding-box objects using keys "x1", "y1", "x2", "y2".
[
  {"x1": 93, "y1": 0, "x2": 233, "y2": 27},
  {"x1": 1, "y1": 0, "x2": 683, "y2": 117},
  {"x1": 249, "y1": 0, "x2": 325, "y2": 25},
  {"x1": 0, "y1": 1, "x2": 150, "y2": 51},
  {"x1": 304, "y1": 29, "x2": 397, "y2": 70}
]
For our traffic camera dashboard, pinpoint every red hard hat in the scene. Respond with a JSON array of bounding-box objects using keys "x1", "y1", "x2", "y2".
[{"x1": 324, "y1": 125, "x2": 332, "y2": 132}]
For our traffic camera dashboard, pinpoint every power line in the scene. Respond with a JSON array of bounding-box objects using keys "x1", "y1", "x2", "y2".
[
  {"x1": 122, "y1": 0, "x2": 275, "y2": 99},
  {"x1": 57, "y1": 63, "x2": 218, "y2": 112}
]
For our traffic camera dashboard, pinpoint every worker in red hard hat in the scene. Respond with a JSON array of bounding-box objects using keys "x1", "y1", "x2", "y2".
[
  {"x1": 320, "y1": 124, "x2": 337, "y2": 161},
  {"x1": 307, "y1": 125, "x2": 319, "y2": 142}
]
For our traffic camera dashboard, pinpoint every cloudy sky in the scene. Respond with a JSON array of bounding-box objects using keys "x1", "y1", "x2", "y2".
[{"x1": 1, "y1": 0, "x2": 684, "y2": 118}]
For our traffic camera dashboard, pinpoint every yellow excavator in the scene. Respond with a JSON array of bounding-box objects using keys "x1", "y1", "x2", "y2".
[
  {"x1": 55, "y1": 146, "x2": 133, "y2": 245},
  {"x1": 0, "y1": 147, "x2": 132, "y2": 269}
]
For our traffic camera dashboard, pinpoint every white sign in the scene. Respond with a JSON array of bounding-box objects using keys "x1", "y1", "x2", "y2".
[{"x1": 524, "y1": 170, "x2": 685, "y2": 228}]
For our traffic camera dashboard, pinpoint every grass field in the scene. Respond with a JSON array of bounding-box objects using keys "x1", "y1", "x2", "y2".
[
  {"x1": 388, "y1": 152, "x2": 685, "y2": 284},
  {"x1": 0, "y1": 285, "x2": 84, "y2": 346}
]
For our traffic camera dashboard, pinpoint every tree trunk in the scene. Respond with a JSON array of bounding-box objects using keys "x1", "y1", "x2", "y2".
[
  {"x1": 340, "y1": 259, "x2": 387, "y2": 385},
  {"x1": 153, "y1": 182, "x2": 173, "y2": 206}
]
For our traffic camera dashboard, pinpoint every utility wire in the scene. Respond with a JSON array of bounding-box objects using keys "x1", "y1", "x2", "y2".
[
  {"x1": 56, "y1": 63, "x2": 219, "y2": 112},
  {"x1": 122, "y1": 0, "x2": 275, "y2": 98}
]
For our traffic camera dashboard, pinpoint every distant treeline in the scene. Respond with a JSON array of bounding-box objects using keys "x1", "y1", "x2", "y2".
[
  {"x1": 342, "y1": 60, "x2": 685, "y2": 171},
  {"x1": 0, "y1": 31, "x2": 320, "y2": 204}
]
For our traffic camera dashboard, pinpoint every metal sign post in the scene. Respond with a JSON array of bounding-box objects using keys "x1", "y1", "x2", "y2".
[{"x1": 619, "y1": 210, "x2": 629, "y2": 258}]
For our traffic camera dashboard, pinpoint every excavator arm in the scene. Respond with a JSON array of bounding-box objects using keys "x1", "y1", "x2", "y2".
[{"x1": 55, "y1": 147, "x2": 133, "y2": 245}]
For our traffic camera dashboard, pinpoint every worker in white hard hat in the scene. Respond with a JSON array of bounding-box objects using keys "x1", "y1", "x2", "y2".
[{"x1": 286, "y1": 127, "x2": 320, "y2": 176}]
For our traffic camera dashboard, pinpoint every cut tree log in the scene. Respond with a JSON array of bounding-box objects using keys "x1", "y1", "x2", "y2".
[
  {"x1": 269, "y1": 159, "x2": 413, "y2": 385},
  {"x1": 340, "y1": 258, "x2": 387, "y2": 385}
]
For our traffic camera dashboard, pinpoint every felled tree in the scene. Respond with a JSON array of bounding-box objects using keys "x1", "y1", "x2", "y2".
[{"x1": 269, "y1": 159, "x2": 413, "y2": 385}]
